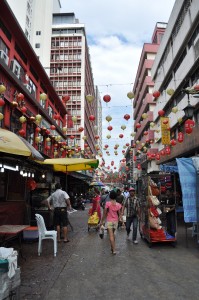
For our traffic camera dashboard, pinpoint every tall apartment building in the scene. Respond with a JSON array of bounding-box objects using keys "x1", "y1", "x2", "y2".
[
  {"x1": 50, "y1": 13, "x2": 100, "y2": 157},
  {"x1": 132, "y1": 22, "x2": 167, "y2": 175},
  {"x1": 6, "y1": 1, "x2": 101, "y2": 158},
  {"x1": 6, "y1": 0, "x2": 61, "y2": 69},
  {"x1": 151, "y1": 0, "x2": 199, "y2": 165}
]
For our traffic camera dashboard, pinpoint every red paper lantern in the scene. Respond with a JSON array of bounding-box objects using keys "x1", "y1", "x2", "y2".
[
  {"x1": 136, "y1": 123, "x2": 141, "y2": 129},
  {"x1": 18, "y1": 129, "x2": 26, "y2": 137},
  {"x1": 185, "y1": 119, "x2": 195, "y2": 129},
  {"x1": 16, "y1": 93, "x2": 24, "y2": 102},
  {"x1": 107, "y1": 125, "x2": 113, "y2": 131},
  {"x1": 165, "y1": 146, "x2": 171, "y2": 155},
  {"x1": 0, "y1": 98, "x2": 5, "y2": 106},
  {"x1": 124, "y1": 114, "x2": 130, "y2": 121},
  {"x1": 137, "y1": 163, "x2": 141, "y2": 170},
  {"x1": 170, "y1": 139, "x2": 177, "y2": 146},
  {"x1": 50, "y1": 125, "x2": 56, "y2": 130},
  {"x1": 185, "y1": 127, "x2": 193, "y2": 134},
  {"x1": 144, "y1": 131, "x2": 148, "y2": 136},
  {"x1": 70, "y1": 135, "x2": 75, "y2": 139},
  {"x1": 35, "y1": 127, "x2": 41, "y2": 133},
  {"x1": 119, "y1": 134, "x2": 124, "y2": 138},
  {"x1": 111, "y1": 161, "x2": 114, "y2": 166},
  {"x1": 156, "y1": 154, "x2": 160, "y2": 161},
  {"x1": 153, "y1": 91, "x2": 160, "y2": 98},
  {"x1": 158, "y1": 110, "x2": 165, "y2": 117},
  {"x1": 122, "y1": 150, "x2": 125, "y2": 154},
  {"x1": 177, "y1": 132, "x2": 184, "y2": 143},
  {"x1": 20, "y1": 106, "x2": 27, "y2": 114},
  {"x1": 95, "y1": 135, "x2": 99, "y2": 140},
  {"x1": 103, "y1": 94, "x2": 111, "y2": 103},
  {"x1": 160, "y1": 149, "x2": 165, "y2": 156},
  {"x1": 54, "y1": 114, "x2": 60, "y2": 120},
  {"x1": 62, "y1": 95, "x2": 70, "y2": 103},
  {"x1": 126, "y1": 143, "x2": 130, "y2": 147},
  {"x1": 104, "y1": 144, "x2": 109, "y2": 148},
  {"x1": 78, "y1": 127, "x2": 84, "y2": 132},
  {"x1": 133, "y1": 156, "x2": 137, "y2": 162},
  {"x1": 194, "y1": 85, "x2": 199, "y2": 91},
  {"x1": 89, "y1": 115, "x2": 95, "y2": 121},
  {"x1": 45, "y1": 129, "x2": 51, "y2": 135}
]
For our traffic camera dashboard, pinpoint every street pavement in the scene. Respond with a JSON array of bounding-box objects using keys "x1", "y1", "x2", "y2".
[{"x1": 19, "y1": 205, "x2": 199, "y2": 300}]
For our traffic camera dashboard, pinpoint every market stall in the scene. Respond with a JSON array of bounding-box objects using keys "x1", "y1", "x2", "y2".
[{"x1": 138, "y1": 174, "x2": 177, "y2": 247}]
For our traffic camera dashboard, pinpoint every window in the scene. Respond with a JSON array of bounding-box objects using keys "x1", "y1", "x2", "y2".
[
  {"x1": 36, "y1": 31, "x2": 41, "y2": 35},
  {"x1": 35, "y1": 43, "x2": 40, "y2": 48},
  {"x1": 48, "y1": 105, "x2": 53, "y2": 118}
]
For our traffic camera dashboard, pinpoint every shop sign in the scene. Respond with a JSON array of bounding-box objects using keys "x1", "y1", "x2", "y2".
[{"x1": 160, "y1": 117, "x2": 170, "y2": 145}]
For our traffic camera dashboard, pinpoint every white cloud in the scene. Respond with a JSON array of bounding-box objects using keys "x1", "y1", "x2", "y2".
[{"x1": 61, "y1": 0, "x2": 175, "y2": 169}]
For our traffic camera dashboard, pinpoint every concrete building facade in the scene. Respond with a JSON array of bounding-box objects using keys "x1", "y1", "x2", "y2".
[
  {"x1": 151, "y1": 0, "x2": 199, "y2": 165},
  {"x1": 132, "y1": 22, "x2": 167, "y2": 175}
]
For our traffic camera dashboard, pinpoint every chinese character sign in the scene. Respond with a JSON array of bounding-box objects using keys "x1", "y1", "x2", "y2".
[{"x1": 160, "y1": 117, "x2": 170, "y2": 145}]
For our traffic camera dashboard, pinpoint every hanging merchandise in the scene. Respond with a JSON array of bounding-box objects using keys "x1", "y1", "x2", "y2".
[{"x1": 139, "y1": 175, "x2": 177, "y2": 247}]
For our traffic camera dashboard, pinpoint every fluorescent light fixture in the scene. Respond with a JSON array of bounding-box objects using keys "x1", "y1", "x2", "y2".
[
  {"x1": 1, "y1": 167, "x2": 4, "y2": 173},
  {"x1": 3, "y1": 165, "x2": 19, "y2": 171}
]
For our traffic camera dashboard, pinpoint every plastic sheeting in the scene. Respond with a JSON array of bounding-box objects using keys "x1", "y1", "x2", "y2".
[{"x1": 176, "y1": 158, "x2": 198, "y2": 223}]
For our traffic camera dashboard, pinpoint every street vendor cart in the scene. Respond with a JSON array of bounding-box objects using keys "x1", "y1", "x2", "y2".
[{"x1": 138, "y1": 174, "x2": 177, "y2": 247}]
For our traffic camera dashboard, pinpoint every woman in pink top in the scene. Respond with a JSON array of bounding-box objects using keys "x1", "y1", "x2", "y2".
[{"x1": 100, "y1": 190, "x2": 122, "y2": 255}]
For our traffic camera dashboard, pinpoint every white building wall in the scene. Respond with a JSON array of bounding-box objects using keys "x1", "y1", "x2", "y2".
[
  {"x1": 151, "y1": 0, "x2": 199, "y2": 153},
  {"x1": 7, "y1": 0, "x2": 61, "y2": 69},
  {"x1": 7, "y1": 0, "x2": 33, "y2": 40}
]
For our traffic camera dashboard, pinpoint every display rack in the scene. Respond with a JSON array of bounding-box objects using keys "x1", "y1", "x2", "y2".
[{"x1": 139, "y1": 174, "x2": 177, "y2": 247}]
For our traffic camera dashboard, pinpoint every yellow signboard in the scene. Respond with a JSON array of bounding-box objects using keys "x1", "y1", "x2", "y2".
[{"x1": 160, "y1": 117, "x2": 170, "y2": 145}]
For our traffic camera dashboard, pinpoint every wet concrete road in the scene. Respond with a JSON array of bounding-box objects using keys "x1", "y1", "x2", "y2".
[{"x1": 19, "y1": 206, "x2": 199, "y2": 300}]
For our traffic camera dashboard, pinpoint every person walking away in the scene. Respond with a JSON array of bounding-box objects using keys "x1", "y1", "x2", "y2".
[
  {"x1": 122, "y1": 187, "x2": 140, "y2": 244},
  {"x1": 116, "y1": 189, "x2": 125, "y2": 229},
  {"x1": 46, "y1": 183, "x2": 71, "y2": 243},
  {"x1": 91, "y1": 188, "x2": 101, "y2": 221},
  {"x1": 100, "y1": 190, "x2": 110, "y2": 209},
  {"x1": 123, "y1": 186, "x2": 129, "y2": 200},
  {"x1": 100, "y1": 190, "x2": 122, "y2": 255}
]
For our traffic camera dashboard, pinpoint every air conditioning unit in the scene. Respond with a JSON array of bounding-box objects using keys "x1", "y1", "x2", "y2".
[
  {"x1": 10, "y1": 60, "x2": 21, "y2": 78},
  {"x1": 0, "y1": 50, "x2": 9, "y2": 65}
]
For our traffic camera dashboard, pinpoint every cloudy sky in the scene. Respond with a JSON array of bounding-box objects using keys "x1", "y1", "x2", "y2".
[{"x1": 61, "y1": 0, "x2": 175, "y2": 169}]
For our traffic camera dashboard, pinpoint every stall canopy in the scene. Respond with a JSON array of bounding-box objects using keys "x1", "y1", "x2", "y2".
[
  {"x1": 0, "y1": 128, "x2": 44, "y2": 161},
  {"x1": 38, "y1": 158, "x2": 99, "y2": 172}
]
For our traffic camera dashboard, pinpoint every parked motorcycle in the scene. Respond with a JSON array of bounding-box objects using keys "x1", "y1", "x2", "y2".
[{"x1": 72, "y1": 194, "x2": 86, "y2": 210}]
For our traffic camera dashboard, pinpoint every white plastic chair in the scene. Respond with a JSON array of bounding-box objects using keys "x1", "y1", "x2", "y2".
[{"x1": 35, "y1": 214, "x2": 57, "y2": 257}]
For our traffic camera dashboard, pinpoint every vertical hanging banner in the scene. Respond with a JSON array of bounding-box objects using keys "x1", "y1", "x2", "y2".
[{"x1": 160, "y1": 117, "x2": 170, "y2": 145}]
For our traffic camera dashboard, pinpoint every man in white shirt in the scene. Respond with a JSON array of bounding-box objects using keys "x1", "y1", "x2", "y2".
[{"x1": 47, "y1": 183, "x2": 71, "y2": 243}]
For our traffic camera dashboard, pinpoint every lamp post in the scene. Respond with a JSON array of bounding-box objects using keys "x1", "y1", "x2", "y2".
[{"x1": 183, "y1": 89, "x2": 195, "y2": 119}]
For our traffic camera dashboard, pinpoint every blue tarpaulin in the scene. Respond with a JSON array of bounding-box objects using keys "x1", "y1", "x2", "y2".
[
  {"x1": 160, "y1": 164, "x2": 178, "y2": 173},
  {"x1": 176, "y1": 158, "x2": 197, "y2": 223}
]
